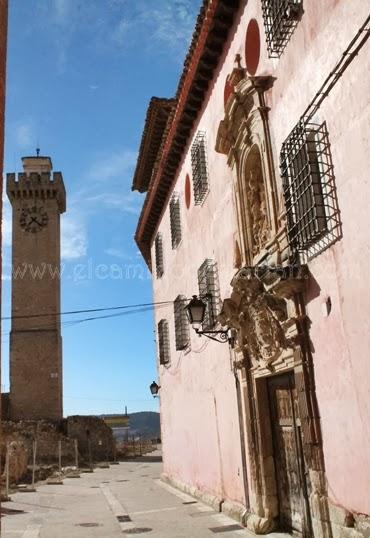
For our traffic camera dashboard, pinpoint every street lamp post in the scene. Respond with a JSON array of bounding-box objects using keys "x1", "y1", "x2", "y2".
[
  {"x1": 149, "y1": 381, "x2": 161, "y2": 397},
  {"x1": 185, "y1": 295, "x2": 233, "y2": 345}
]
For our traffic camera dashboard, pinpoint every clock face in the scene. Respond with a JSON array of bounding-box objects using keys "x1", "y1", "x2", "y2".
[{"x1": 20, "y1": 206, "x2": 48, "y2": 233}]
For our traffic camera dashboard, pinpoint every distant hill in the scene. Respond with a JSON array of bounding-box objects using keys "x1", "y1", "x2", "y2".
[
  {"x1": 128, "y1": 412, "x2": 160, "y2": 439},
  {"x1": 100, "y1": 412, "x2": 160, "y2": 440}
]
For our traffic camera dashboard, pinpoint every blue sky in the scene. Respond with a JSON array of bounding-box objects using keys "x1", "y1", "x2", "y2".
[{"x1": 2, "y1": 0, "x2": 201, "y2": 415}]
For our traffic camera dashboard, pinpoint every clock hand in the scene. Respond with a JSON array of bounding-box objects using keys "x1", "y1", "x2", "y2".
[{"x1": 30, "y1": 216, "x2": 42, "y2": 226}]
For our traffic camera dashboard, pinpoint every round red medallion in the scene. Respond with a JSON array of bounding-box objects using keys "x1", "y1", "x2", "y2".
[
  {"x1": 245, "y1": 19, "x2": 260, "y2": 76},
  {"x1": 185, "y1": 174, "x2": 191, "y2": 209}
]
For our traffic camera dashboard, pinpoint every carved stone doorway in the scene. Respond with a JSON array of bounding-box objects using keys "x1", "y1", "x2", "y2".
[{"x1": 267, "y1": 372, "x2": 309, "y2": 536}]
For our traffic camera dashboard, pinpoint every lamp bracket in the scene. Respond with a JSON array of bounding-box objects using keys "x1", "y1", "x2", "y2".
[{"x1": 194, "y1": 327, "x2": 232, "y2": 345}]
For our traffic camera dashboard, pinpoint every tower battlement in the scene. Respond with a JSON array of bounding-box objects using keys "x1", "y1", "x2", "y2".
[{"x1": 6, "y1": 171, "x2": 66, "y2": 213}]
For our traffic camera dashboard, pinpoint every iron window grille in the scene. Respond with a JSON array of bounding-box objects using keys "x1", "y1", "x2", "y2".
[
  {"x1": 173, "y1": 295, "x2": 190, "y2": 350},
  {"x1": 169, "y1": 193, "x2": 182, "y2": 249},
  {"x1": 281, "y1": 120, "x2": 341, "y2": 262},
  {"x1": 155, "y1": 233, "x2": 164, "y2": 278},
  {"x1": 158, "y1": 319, "x2": 170, "y2": 365},
  {"x1": 198, "y1": 259, "x2": 221, "y2": 330},
  {"x1": 191, "y1": 131, "x2": 209, "y2": 204},
  {"x1": 261, "y1": 0, "x2": 303, "y2": 58}
]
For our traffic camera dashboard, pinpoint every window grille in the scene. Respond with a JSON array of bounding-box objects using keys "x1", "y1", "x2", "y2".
[
  {"x1": 169, "y1": 193, "x2": 182, "y2": 249},
  {"x1": 197, "y1": 259, "x2": 221, "y2": 330},
  {"x1": 261, "y1": 0, "x2": 303, "y2": 58},
  {"x1": 155, "y1": 233, "x2": 164, "y2": 278},
  {"x1": 158, "y1": 319, "x2": 170, "y2": 365},
  {"x1": 191, "y1": 131, "x2": 209, "y2": 204},
  {"x1": 280, "y1": 120, "x2": 341, "y2": 261},
  {"x1": 173, "y1": 295, "x2": 190, "y2": 350}
]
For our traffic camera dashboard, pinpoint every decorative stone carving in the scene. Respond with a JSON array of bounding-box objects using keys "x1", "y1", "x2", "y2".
[
  {"x1": 215, "y1": 75, "x2": 274, "y2": 166},
  {"x1": 215, "y1": 74, "x2": 278, "y2": 266},
  {"x1": 248, "y1": 166, "x2": 269, "y2": 255},
  {"x1": 219, "y1": 267, "x2": 295, "y2": 369}
]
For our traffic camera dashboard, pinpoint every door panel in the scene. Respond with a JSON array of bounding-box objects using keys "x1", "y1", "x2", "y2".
[{"x1": 267, "y1": 373, "x2": 304, "y2": 534}]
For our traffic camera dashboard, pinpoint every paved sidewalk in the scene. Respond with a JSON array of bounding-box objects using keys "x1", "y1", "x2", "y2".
[{"x1": 1, "y1": 451, "x2": 288, "y2": 537}]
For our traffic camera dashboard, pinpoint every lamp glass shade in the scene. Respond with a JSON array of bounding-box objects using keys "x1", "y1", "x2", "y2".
[
  {"x1": 150, "y1": 381, "x2": 159, "y2": 396},
  {"x1": 185, "y1": 295, "x2": 207, "y2": 325}
]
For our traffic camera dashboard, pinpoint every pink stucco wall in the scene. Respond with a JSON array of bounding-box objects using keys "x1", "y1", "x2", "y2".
[
  {"x1": 152, "y1": 96, "x2": 246, "y2": 505},
  {"x1": 261, "y1": 0, "x2": 370, "y2": 516},
  {"x1": 151, "y1": 0, "x2": 370, "y2": 515}
]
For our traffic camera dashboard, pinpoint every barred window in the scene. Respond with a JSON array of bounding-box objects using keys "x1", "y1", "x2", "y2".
[
  {"x1": 169, "y1": 193, "x2": 182, "y2": 249},
  {"x1": 173, "y1": 295, "x2": 190, "y2": 350},
  {"x1": 198, "y1": 259, "x2": 221, "y2": 330},
  {"x1": 191, "y1": 131, "x2": 209, "y2": 204},
  {"x1": 155, "y1": 233, "x2": 164, "y2": 278},
  {"x1": 158, "y1": 319, "x2": 170, "y2": 365},
  {"x1": 281, "y1": 120, "x2": 340, "y2": 261},
  {"x1": 261, "y1": 0, "x2": 303, "y2": 58}
]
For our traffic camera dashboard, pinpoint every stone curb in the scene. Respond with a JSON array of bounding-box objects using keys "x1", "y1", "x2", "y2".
[{"x1": 160, "y1": 473, "x2": 246, "y2": 523}]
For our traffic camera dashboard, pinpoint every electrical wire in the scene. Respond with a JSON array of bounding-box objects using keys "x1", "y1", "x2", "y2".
[
  {"x1": 1, "y1": 303, "x2": 170, "y2": 334},
  {"x1": 1, "y1": 299, "x2": 176, "y2": 322}
]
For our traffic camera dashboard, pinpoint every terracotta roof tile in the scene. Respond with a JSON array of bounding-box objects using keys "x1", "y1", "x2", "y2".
[
  {"x1": 133, "y1": 0, "x2": 241, "y2": 267},
  {"x1": 132, "y1": 97, "x2": 176, "y2": 193}
]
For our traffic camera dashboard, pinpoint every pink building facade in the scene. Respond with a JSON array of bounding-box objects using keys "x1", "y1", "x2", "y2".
[{"x1": 133, "y1": 1, "x2": 370, "y2": 536}]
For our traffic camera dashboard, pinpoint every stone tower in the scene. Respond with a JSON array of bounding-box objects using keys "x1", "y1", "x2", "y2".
[{"x1": 6, "y1": 156, "x2": 66, "y2": 420}]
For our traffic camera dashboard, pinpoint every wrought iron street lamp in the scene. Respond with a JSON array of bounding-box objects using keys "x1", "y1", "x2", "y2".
[
  {"x1": 185, "y1": 295, "x2": 233, "y2": 345},
  {"x1": 149, "y1": 381, "x2": 161, "y2": 397}
]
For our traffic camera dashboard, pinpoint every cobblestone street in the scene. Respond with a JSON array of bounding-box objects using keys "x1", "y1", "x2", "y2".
[{"x1": 1, "y1": 451, "x2": 289, "y2": 538}]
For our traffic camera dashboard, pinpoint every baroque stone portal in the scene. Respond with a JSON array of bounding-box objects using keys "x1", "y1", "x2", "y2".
[{"x1": 219, "y1": 267, "x2": 295, "y2": 368}]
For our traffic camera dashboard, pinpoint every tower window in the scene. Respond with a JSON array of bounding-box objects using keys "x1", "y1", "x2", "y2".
[
  {"x1": 169, "y1": 193, "x2": 182, "y2": 249},
  {"x1": 197, "y1": 259, "x2": 221, "y2": 330},
  {"x1": 261, "y1": 0, "x2": 303, "y2": 58},
  {"x1": 158, "y1": 319, "x2": 170, "y2": 365},
  {"x1": 191, "y1": 131, "x2": 209, "y2": 205},
  {"x1": 173, "y1": 295, "x2": 190, "y2": 350},
  {"x1": 281, "y1": 120, "x2": 340, "y2": 260},
  {"x1": 155, "y1": 233, "x2": 164, "y2": 278}
]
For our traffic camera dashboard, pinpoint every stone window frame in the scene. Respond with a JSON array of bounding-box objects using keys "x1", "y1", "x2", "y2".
[
  {"x1": 280, "y1": 119, "x2": 341, "y2": 262},
  {"x1": 197, "y1": 259, "x2": 221, "y2": 331},
  {"x1": 169, "y1": 192, "x2": 182, "y2": 249},
  {"x1": 154, "y1": 232, "x2": 164, "y2": 278},
  {"x1": 190, "y1": 131, "x2": 209, "y2": 205},
  {"x1": 173, "y1": 295, "x2": 190, "y2": 351},
  {"x1": 261, "y1": 0, "x2": 304, "y2": 58},
  {"x1": 158, "y1": 319, "x2": 170, "y2": 365}
]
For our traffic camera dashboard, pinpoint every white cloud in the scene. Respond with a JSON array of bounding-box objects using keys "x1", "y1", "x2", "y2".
[
  {"x1": 61, "y1": 213, "x2": 87, "y2": 260},
  {"x1": 104, "y1": 247, "x2": 132, "y2": 260},
  {"x1": 14, "y1": 123, "x2": 33, "y2": 149},
  {"x1": 54, "y1": 0, "x2": 70, "y2": 22},
  {"x1": 86, "y1": 192, "x2": 140, "y2": 215},
  {"x1": 87, "y1": 149, "x2": 137, "y2": 182},
  {"x1": 30, "y1": 0, "x2": 199, "y2": 77},
  {"x1": 111, "y1": 0, "x2": 198, "y2": 53},
  {"x1": 112, "y1": 19, "x2": 130, "y2": 46}
]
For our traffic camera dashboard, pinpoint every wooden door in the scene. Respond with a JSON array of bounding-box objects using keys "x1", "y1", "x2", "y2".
[{"x1": 267, "y1": 372, "x2": 307, "y2": 535}]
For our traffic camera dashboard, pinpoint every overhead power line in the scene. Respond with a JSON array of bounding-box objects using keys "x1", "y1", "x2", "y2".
[
  {"x1": 1, "y1": 299, "x2": 176, "y2": 322},
  {"x1": 0, "y1": 303, "x2": 171, "y2": 337}
]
